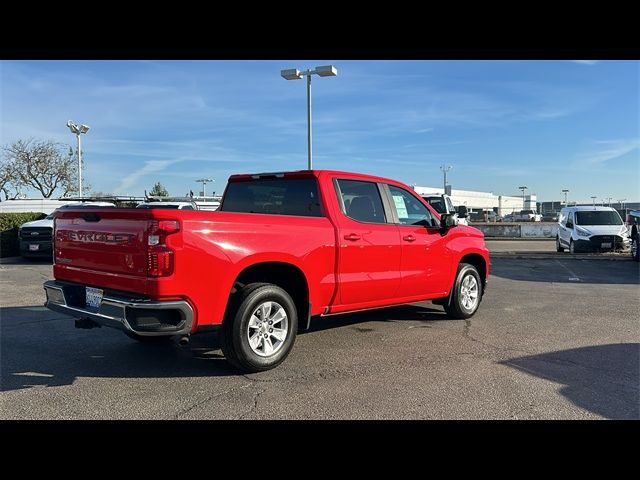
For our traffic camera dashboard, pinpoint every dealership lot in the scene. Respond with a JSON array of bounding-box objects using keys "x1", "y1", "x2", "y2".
[{"x1": 1, "y1": 255, "x2": 638, "y2": 419}]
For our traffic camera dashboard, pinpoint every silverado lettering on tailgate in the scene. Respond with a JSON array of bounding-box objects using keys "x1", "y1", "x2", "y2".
[{"x1": 65, "y1": 231, "x2": 136, "y2": 244}]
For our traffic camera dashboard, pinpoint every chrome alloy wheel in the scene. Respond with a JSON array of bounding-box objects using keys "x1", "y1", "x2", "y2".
[
  {"x1": 460, "y1": 274, "x2": 479, "y2": 311},
  {"x1": 247, "y1": 301, "x2": 289, "y2": 357}
]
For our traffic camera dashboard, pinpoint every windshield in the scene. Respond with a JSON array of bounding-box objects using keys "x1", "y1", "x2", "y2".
[
  {"x1": 424, "y1": 197, "x2": 446, "y2": 214},
  {"x1": 575, "y1": 211, "x2": 622, "y2": 226}
]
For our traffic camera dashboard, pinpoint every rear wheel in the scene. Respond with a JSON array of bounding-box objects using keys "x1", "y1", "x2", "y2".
[
  {"x1": 444, "y1": 263, "x2": 483, "y2": 319},
  {"x1": 221, "y1": 283, "x2": 298, "y2": 373},
  {"x1": 556, "y1": 236, "x2": 564, "y2": 252}
]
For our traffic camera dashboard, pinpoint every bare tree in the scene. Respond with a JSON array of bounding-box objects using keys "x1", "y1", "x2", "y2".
[
  {"x1": 1, "y1": 157, "x2": 19, "y2": 200},
  {"x1": 2, "y1": 139, "x2": 88, "y2": 198}
]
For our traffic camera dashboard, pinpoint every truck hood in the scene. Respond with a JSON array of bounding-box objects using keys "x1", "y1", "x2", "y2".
[
  {"x1": 578, "y1": 224, "x2": 628, "y2": 236},
  {"x1": 21, "y1": 218, "x2": 53, "y2": 229}
]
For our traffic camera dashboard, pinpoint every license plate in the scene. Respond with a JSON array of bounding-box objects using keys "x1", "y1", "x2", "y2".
[
  {"x1": 601, "y1": 242, "x2": 612, "y2": 248},
  {"x1": 29, "y1": 244, "x2": 40, "y2": 251},
  {"x1": 85, "y1": 287, "x2": 103, "y2": 309}
]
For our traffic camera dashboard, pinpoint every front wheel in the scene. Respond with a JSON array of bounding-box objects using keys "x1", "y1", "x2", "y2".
[
  {"x1": 632, "y1": 233, "x2": 639, "y2": 262},
  {"x1": 570, "y1": 239, "x2": 577, "y2": 254},
  {"x1": 444, "y1": 263, "x2": 483, "y2": 319},
  {"x1": 221, "y1": 283, "x2": 298, "y2": 373},
  {"x1": 556, "y1": 236, "x2": 564, "y2": 252}
]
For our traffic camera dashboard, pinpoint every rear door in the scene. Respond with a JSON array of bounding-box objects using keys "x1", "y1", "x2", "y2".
[
  {"x1": 385, "y1": 184, "x2": 450, "y2": 297},
  {"x1": 333, "y1": 178, "x2": 402, "y2": 306}
]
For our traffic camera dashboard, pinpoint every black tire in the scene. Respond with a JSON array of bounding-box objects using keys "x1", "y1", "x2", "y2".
[
  {"x1": 569, "y1": 239, "x2": 577, "y2": 254},
  {"x1": 632, "y1": 233, "x2": 639, "y2": 262},
  {"x1": 221, "y1": 283, "x2": 298, "y2": 373},
  {"x1": 556, "y1": 236, "x2": 564, "y2": 252},
  {"x1": 444, "y1": 263, "x2": 483, "y2": 320},
  {"x1": 124, "y1": 331, "x2": 173, "y2": 345}
]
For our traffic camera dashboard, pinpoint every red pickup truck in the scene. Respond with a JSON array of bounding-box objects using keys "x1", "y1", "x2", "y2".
[{"x1": 44, "y1": 170, "x2": 489, "y2": 372}]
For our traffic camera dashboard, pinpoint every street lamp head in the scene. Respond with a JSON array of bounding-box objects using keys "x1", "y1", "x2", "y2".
[
  {"x1": 281, "y1": 68, "x2": 303, "y2": 80},
  {"x1": 79, "y1": 124, "x2": 90, "y2": 134},
  {"x1": 314, "y1": 65, "x2": 338, "y2": 77}
]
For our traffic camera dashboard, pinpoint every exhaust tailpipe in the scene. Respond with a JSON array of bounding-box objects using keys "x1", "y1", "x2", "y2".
[{"x1": 174, "y1": 335, "x2": 190, "y2": 347}]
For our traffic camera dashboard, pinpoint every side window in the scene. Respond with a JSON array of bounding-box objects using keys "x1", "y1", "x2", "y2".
[
  {"x1": 388, "y1": 185, "x2": 438, "y2": 227},
  {"x1": 336, "y1": 179, "x2": 387, "y2": 224},
  {"x1": 565, "y1": 212, "x2": 574, "y2": 228}
]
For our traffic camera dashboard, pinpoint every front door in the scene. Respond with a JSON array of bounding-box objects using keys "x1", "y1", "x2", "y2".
[{"x1": 386, "y1": 184, "x2": 450, "y2": 297}]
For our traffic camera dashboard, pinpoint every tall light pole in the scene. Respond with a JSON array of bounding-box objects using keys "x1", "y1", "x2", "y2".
[
  {"x1": 67, "y1": 120, "x2": 90, "y2": 198},
  {"x1": 519, "y1": 186, "x2": 528, "y2": 211},
  {"x1": 590, "y1": 195, "x2": 597, "y2": 206},
  {"x1": 606, "y1": 197, "x2": 612, "y2": 207},
  {"x1": 440, "y1": 165, "x2": 452, "y2": 193},
  {"x1": 281, "y1": 65, "x2": 338, "y2": 170},
  {"x1": 196, "y1": 178, "x2": 214, "y2": 198},
  {"x1": 562, "y1": 189, "x2": 569, "y2": 207}
]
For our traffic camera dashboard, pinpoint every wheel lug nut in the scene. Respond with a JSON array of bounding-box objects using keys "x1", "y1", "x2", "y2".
[
  {"x1": 269, "y1": 328, "x2": 273, "y2": 333},
  {"x1": 268, "y1": 321, "x2": 272, "y2": 325}
]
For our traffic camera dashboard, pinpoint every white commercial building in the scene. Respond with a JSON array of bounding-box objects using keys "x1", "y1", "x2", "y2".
[{"x1": 412, "y1": 185, "x2": 536, "y2": 216}]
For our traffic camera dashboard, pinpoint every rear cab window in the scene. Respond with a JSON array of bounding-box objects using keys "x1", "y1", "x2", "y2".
[{"x1": 221, "y1": 178, "x2": 323, "y2": 217}]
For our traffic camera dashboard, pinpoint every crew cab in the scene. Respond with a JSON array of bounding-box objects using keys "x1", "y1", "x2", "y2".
[{"x1": 44, "y1": 170, "x2": 490, "y2": 372}]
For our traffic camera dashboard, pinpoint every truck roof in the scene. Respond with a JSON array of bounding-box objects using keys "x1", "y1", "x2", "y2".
[{"x1": 228, "y1": 170, "x2": 411, "y2": 186}]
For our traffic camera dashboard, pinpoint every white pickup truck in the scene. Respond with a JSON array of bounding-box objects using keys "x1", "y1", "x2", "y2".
[{"x1": 420, "y1": 193, "x2": 469, "y2": 226}]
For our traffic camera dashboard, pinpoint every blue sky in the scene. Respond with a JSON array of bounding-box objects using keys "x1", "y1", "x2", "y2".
[{"x1": 1, "y1": 60, "x2": 638, "y2": 202}]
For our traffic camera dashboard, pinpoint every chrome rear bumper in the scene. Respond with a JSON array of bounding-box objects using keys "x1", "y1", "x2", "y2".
[{"x1": 43, "y1": 280, "x2": 193, "y2": 336}]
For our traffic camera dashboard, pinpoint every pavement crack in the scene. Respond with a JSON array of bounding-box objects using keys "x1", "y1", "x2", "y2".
[
  {"x1": 173, "y1": 383, "x2": 252, "y2": 419},
  {"x1": 462, "y1": 320, "x2": 533, "y2": 356},
  {"x1": 238, "y1": 388, "x2": 267, "y2": 419}
]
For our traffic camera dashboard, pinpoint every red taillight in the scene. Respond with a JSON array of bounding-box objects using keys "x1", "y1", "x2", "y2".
[{"x1": 147, "y1": 219, "x2": 180, "y2": 277}]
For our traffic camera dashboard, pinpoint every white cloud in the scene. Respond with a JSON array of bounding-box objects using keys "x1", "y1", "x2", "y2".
[
  {"x1": 579, "y1": 139, "x2": 640, "y2": 165},
  {"x1": 114, "y1": 159, "x2": 181, "y2": 194}
]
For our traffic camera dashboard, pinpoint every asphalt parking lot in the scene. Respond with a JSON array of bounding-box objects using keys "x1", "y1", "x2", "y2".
[{"x1": 1, "y1": 254, "x2": 638, "y2": 419}]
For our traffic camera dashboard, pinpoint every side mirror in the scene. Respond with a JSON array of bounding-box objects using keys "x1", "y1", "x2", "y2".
[
  {"x1": 457, "y1": 205, "x2": 468, "y2": 218},
  {"x1": 440, "y1": 213, "x2": 459, "y2": 230}
]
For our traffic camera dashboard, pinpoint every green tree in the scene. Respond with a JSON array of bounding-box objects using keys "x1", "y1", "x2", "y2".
[{"x1": 149, "y1": 182, "x2": 169, "y2": 197}]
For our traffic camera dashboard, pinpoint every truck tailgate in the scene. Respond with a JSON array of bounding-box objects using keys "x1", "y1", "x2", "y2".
[{"x1": 54, "y1": 208, "x2": 151, "y2": 293}]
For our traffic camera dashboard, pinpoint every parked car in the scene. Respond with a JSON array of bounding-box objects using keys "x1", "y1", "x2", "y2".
[
  {"x1": 420, "y1": 193, "x2": 469, "y2": 226},
  {"x1": 469, "y1": 210, "x2": 502, "y2": 222},
  {"x1": 19, "y1": 201, "x2": 116, "y2": 259},
  {"x1": 542, "y1": 212, "x2": 559, "y2": 222},
  {"x1": 556, "y1": 206, "x2": 630, "y2": 254},
  {"x1": 628, "y1": 210, "x2": 640, "y2": 262},
  {"x1": 44, "y1": 170, "x2": 490, "y2": 372}
]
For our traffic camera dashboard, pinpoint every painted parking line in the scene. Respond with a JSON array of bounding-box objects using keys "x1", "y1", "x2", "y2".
[{"x1": 554, "y1": 259, "x2": 581, "y2": 281}]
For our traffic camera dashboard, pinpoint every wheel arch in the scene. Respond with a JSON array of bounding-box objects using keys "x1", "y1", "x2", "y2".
[{"x1": 225, "y1": 261, "x2": 311, "y2": 330}]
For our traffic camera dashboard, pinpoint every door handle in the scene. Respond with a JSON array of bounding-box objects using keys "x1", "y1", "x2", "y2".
[
  {"x1": 344, "y1": 233, "x2": 361, "y2": 241},
  {"x1": 402, "y1": 235, "x2": 416, "y2": 242}
]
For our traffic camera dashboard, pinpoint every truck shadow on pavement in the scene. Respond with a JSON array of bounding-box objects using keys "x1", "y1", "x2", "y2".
[
  {"x1": 0, "y1": 303, "x2": 447, "y2": 391},
  {"x1": 0, "y1": 307, "x2": 239, "y2": 392},
  {"x1": 501, "y1": 343, "x2": 640, "y2": 419}
]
